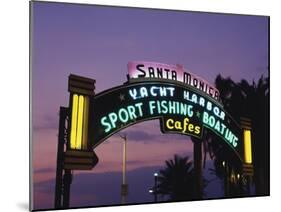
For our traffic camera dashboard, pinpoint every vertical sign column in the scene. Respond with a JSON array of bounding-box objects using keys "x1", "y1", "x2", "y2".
[
  {"x1": 68, "y1": 75, "x2": 94, "y2": 151},
  {"x1": 65, "y1": 74, "x2": 99, "y2": 170},
  {"x1": 54, "y1": 74, "x2": 99, "y2": 209},
  {"x1": 240, "y1": 117, "x2": 254, "y2": 177}
]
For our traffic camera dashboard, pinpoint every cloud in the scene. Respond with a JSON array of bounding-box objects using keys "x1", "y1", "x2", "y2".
[
  {"x1": 34, "y1": 167, "x2": 56, "y2": 174},
  {"x1": 127, "y1": 130, "x2": 157, "y2": 141},
  {"x1": 33, "y1": 160, "x2": 223, "y2": 210},
  {"x1": 126, "y1": 129, "x2": 192, "y2": 144},
  {"x1": 33, "y1": 165, "x2": 161, "y2": 209},
  {"x1": 33, "y1": 114, "x2": 59, "y2": 131}
]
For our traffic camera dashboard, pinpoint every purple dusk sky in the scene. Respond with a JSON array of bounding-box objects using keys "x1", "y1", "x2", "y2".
[{"x1": 31, "y1": 1, "x2": 268, "y2": 210}]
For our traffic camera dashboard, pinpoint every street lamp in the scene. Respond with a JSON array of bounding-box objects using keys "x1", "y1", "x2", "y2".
[
  {"x1": 119, "y1": 133, "x2": 128, "y2": 204},
  {"x1": 148, "y1": 172, "x2": 159, "y2": 202},
  {"x1": 154, "y1": 172, "x2": 158, "y2": 202}
]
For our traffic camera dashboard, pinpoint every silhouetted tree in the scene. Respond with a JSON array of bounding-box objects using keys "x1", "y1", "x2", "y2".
[
  {"x1": 236, "y1": 76, "x2": 269, "y2": 195},
  {"x1": 156, "y1": 154, "x2": 207, "y2": 201},
  {"x1": 191, "y1": 136, "x2": 203, "y2": 199},
  {"x1": 209, "y1": 74, "x2": 269, "y2": 196}
]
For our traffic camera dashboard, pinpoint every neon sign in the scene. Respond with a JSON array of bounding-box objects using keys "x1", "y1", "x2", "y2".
[
  {"x1": 127, "y1": 61, "x2": 220, "y2": 101},
  {"x1": 90, "y1": 81, "x2": 243, "y2": 161}
]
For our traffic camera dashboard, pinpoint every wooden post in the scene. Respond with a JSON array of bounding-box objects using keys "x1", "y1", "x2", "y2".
[
  {"x1": 192, "y1": 137, "x2": 202, "y2": 199},
  {"x1": 62, "y1": 169, "x2": 72, "y2": 208},
  {"x1": 120, "y1": 134, "x2": 128, "y2": 204},
  {"x1": 223, "y1": 161, "x2": 230, "y2": 197},
  {"x1": 54, "y1": 107, "x2": 68, "y2": 208}
]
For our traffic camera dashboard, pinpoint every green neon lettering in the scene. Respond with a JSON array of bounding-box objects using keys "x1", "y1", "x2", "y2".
[
  {"x1": 161, "y1": 100, "x2": 168, "y2": 114},
  {"x1": 180, "y1": 103, "x2": 187, "y2": 116},
  {"x1": 149, "y1": 101, "x2": 156, "y2": 115},
  {"x1": 220, "y1": 123, "x2": 226, "y2": 135},
  {"x1": 208, "y1": 115, "x2": 215, "y2": 127},
  {"x1": 203, "y1": 111, "x2": 209, "y2": 124},
  {"x1": 176, "y1": 102, "x2": 179, "y2": 114},
  {"x1": 169, "y1": 101, "x2": 176, "y2": 114},
  {"x1": 187, "y1": 105, "x2": 193, "y2": 117},
  {"x1": 108, "y1": 113, "x2": 118, "y2": 128},
  {"x1": 203, "y1": 112, "x2": 238, "y2": 149},
  {"x1": 118, "y1": 108, "x2": 129, "y2": 123},
  {"x1": 135, "y1": 102, "x2": 144, "y2": 117},
  {"x1": 224, "y1": 128, "x2": 230, "y2": 140},
  {"x1": 101, "y1": 117, "x2": 112, "y2": 133},
  {"x1": 214, "y1": 119, "x2": 221, "y2": 132},
  {"x1": 127, "y1": 105, "x2": 137, "y2": 120},
  {"x1": 226, "y1": 131, "x2": 234, "y2": 143},
  {"x1": 157, "y1": 100, "x2": 162, "y2": 114},
  {"x1": 232, "y1": 137, "x2": 238, "y2": 147}
]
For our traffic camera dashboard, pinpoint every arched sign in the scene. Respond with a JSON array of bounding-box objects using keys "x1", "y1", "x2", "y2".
[
  {"x1": 88, "y1": 62, "x2": 244, "y2": 161},
  {"x1": 56, "y1": 61, "x2": 252, "y2": 208}
]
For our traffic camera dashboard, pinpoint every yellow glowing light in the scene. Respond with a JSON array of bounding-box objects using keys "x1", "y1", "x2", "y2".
[
  {"x1": 70, "y1": 94, "x2": 78, "y2": 149},
  {"x1": 76, "y1": 95, "x2": 84, "y2": 149},
  {"x1": 82, "y1": 96, "x2": 89, "y2": 149},
  {"x1": 244, "y1": 129, "x2": 252, "y2": 164}
]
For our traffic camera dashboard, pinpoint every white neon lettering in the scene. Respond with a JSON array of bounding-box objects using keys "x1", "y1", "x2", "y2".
[
  {"x1": 206, "y1": 101, "x2": 212, "y2": 111},
  {"x1": 129, "y1": 89, "x2": 138, "y2": 100},
  {"x1": 150, "y1": 86, "x2": 157, "y2": 96},
  {"x1": 140, "y1": 87, "x2": 148, "y2": 98},
  {"x1": 159, "y1": 87, "x2": 167, "y2": 96},
  {"x1": 199, "y1": 97, "x2": 205, "y2": 107}
]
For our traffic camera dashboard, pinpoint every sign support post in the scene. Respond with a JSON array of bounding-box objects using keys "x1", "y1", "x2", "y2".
[
  {"x1": 240, "y1": 117, "x2": 254, "y2": 195},
  {"x1": 62, "y1": 169, "x2": 72, "y2": 208},
  {"x1": 223, "y1": 160, "x2": 230, "y2": 197},
  {"x1": 120, "y1": 134, "x2": 128, "y2": 204},
  {"x1": 192, "y1": 137, "x2": 203, "y2": 199},
  {"x1": 54, "y1": 107, "x2": 69, "y2": 209},
  {"x1": 54, "y1": 75, "x2": 98, "y2": 209}
]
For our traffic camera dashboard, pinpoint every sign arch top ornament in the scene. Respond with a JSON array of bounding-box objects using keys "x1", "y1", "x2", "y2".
[{"x1": 127, "y1": 61, "x2": 221, "y2": 101}]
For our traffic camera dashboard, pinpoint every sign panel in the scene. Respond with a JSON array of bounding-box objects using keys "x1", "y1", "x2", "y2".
[
  {"x1": 90, "y1": 81, "x2": 243, "y2": 161},
  {"x1": 127, "y1": 61, "x2": 220, "y2": 101}
]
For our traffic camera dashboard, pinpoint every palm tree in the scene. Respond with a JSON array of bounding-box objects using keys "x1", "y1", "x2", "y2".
[
  {"x1": 236, "y1": 76, "x2": 269, "y2": 195},
  {"x1": 209, "y1": 74, "x2": 269, "y2": 196},
  {"x1": 155, "y1": 154, "x2": 206, "y2": 201},
  {"x1": 191, "y1": 136, "x2": 203, "y2": 199}
]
